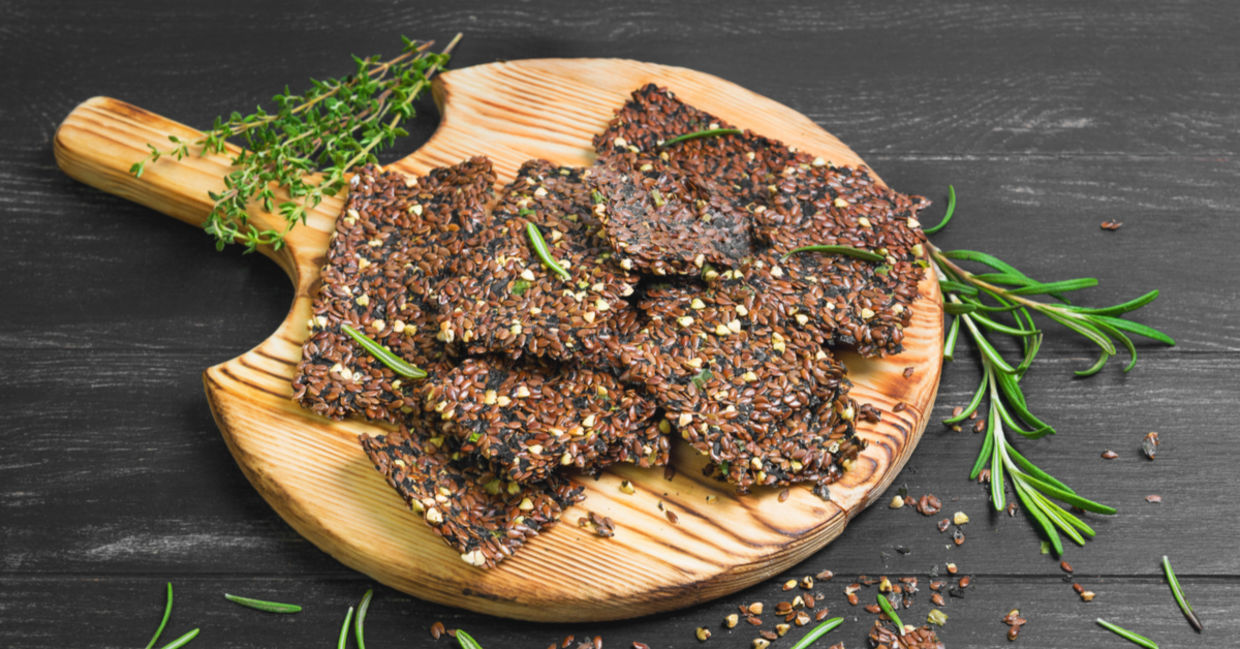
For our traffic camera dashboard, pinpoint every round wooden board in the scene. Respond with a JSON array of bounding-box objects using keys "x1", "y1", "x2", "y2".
[{"x1": 53, "y1": 58, "x2": 943, "y2": 622}]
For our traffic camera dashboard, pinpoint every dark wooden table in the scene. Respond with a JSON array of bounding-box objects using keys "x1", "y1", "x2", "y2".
[{"x1": 4, "y1": 1, "x2": 1238, "y2": 647}]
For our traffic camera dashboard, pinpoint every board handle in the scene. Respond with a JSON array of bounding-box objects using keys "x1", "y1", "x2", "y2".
[{"x1": 53, "y1": 96, "x2": 337, "y2": 274}]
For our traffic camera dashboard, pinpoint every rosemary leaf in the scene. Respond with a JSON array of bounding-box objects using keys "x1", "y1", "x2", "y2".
[
  {"x1": 354, "y1": 589, "x2": 373, "y2": 649},
  {"x1": 876, "y1": 593, "x2": 905, "y2": 632},
  {"x1": 1096, "y1": 618, "x2": 1159, "y2": 649},
  {"x1": 526, "y1": 222, "x2": 571, "y2": 280},
  {"x1": 336, "y1": 606, "x2": 355, "y2": 649},
  {"x1": 341, "y1": 324, "x2": 427, "y2": 379},
  {"x1": 224, "y1": 592, "x2": 302, "y2": 614},
  {"x1": 456, "y1": 630, "x2": 485, "y2": 649},
  {"x1": 1162, "y1": 555, "x2": 1204, "y2": 632},
  {"x1": 143, "y1": 582, "x2": 174, "y2": 649},
  {"x1": 155, "y1": 628, "x2": 200, "y2": 649},
  {"x1": 787, "y1": 617, "x2": 844, "y2": 649},
  {"x1": 660, "y1": 128, "x2": 743, "y2": 147}
]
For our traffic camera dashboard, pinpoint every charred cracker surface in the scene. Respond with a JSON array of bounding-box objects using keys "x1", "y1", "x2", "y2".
[
  {"x1": 360, "y1": 426, "x2": 584, "y2": 568},
  {"x1": 426, "y1": 356, "x2": 663, "y2": 484}
]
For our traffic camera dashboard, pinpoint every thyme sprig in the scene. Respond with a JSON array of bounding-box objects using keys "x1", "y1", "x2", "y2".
[
  {"x1": 130, "y1": 34, "x2": 461, "y2": 252},
  {"x1": 927, "y1": 186, "x2": 1174, "y2": 555}
]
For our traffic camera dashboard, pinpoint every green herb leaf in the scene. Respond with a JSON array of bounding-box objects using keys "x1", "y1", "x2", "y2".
[
  {"x1": 143, "y1": 582, "x2": 174, "y2": 649},
  {"x1": 787, "y1": 617, "x2": 844, "y2": 649},
  {"x1": 224, "y1": 593, "x2": 302, "y2": 613},
  {"x1": 690, "y1": 368, "x2": 713, "y2": 388},
  {"x1": 660, "y1": 128, "x2": 743, "y2": 147},
  {"x1": 922, "y1": 185, "x2": 955, "y2": 234},
  {"x1": 1162, "y1": 556, "x2": 1204, "y2": 632},
  {"x1": 1096, "y1": 618, "x2": 1160, "y2": 649},
  {"x1": 336, "y1": 606, "x2": 354, "y2": 649},
  {"x1": 510, "y1": 279, "x2": 532, "y2": 296},
  {"x1": 354, "y1": 589, "x2": 373, "y2": 649},
  {"x1": 456, "y1": 630, "x2": 485, "y2": 649},
  {"x1": 155, "y1": 628, "x2": 200, "y2": 649},
  {"x1": 525, "y1": 222, "x2": 571, "y2": 280},
  {"x1": 876, "y1": 592, "x2": 904, "y2": 632},
  {"x1": 341, "y1": 323, "x2": 427, "y2": 379},
  {"x1": 130, "y1": 34, "x2": 461, "y2": 252}
]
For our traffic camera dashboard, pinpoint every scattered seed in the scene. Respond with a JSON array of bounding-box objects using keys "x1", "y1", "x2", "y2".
[
  {"x1": 695, "y1": 627, "x2": 711, "y2": 642},
  {"x1": 946, "y1": 563, "x2": 958, "y2": 575},
  {"x1": 1101, "y1": 450, "x2": 1118, "y2": 459},
  {"x1": 847, "y1": 593, "x2": 859, "y2": 606},
  {"x1": 1081, "y1": 591, "x2": 1096, "y2": 602},
  {"x1": 430, "y1": 621, "x2": 445, "y2": 639},
  {"x1": 952, "y1": 528, "x2": 966, "y2": 545},
  {"x1": 1100, "y1": 220, "x2": 1123, "y2": 231},
  {"x1": 916, "y1": 494, "x2": 943, "y2": 516},
  {"x1": 816, "y1": 569, "x2": 835, "y2": 581},
  {"x1": 931, "y1": 593, "x2": 945, "y2": 606},
  {"x1": 1142, "y1": 432, "x2": 1160, "y2": 459},
  {"x1": 1061, "y1": 561, "x2": 1074, "y2": 574},
  {"x1": 724, "y1": 613, "x2": 739, "y2": 629},
  {"x1": 749, "y1": 602, "x2": 764, "y2": 615},
  {"x1": 903, "y1": 366, "x2": 915, "y2": 378},
  {"x1": 1146, "y1": 494, "x2": 1162, "y2": 503},
  {"x1": 889, "y1": 495, "x2": 906, "y2": 509},
  {"x1": 784, "y1": 579, "x2": 798, "y2": 591},
  {"x1": 665, "y1": 509, "x2": 679, "y2": 524},
  {"x1": 759, "y1": 630, "x2": 778, "y2": 641},
  {"x1": 752, "y1": 639, "x2": 770, "y2": 649}
]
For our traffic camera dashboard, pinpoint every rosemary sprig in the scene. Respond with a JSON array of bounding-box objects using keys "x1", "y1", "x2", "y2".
[
  {"x1": 1096, "y1": 618, "x2": 1159, "y2": 649},
  {"x1": 525, "y1": 222, "x2": 571, "y2": 280},
  {"x1": 928, "y1": 186, "x2": 1173, "y2": 554},
  {"x1": 336, "y1": 606, "x2": 355, "y2": 649},
  {"x1": 354, "y1": 588, "x2": 374, "y2": 649},
  {"x1": 660, "y1": 128, "x2": 742, "y2": 147},
  {"x1": 787, "y1": 617, "x2": 844, "y2": 649},
  {"x1": 456, "y1": 630, "x2": 485, "y2": 649},
  {"x1": 1162, "y1": 555, "x2": 1204, "y2": 632},
  {"x1": 143, "y1": 582, "x2": 174, "y2": 649},
  {"x1": 341, "y1": 323, "x2": 427, "y2": 378},
  {"x1": 876, "y1": 593, "x2": 905, "y2": 632},
  {"x1": 131, "y1": 34, "x2": 462, "y2": 252},
  {"x1": 781, "y1": 244, "x2": 885, "y2": 263},
  {"x1": 223, "y1": 592, "x2": 302, "y2": 614},
  {"x1": 156, "y1": 628, "x2": 200, "y2": 649}
]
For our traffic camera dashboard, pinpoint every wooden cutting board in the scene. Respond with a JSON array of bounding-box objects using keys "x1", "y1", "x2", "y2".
[{"x1": 53, "y1": 59, "x2": 943, "y2": 622}]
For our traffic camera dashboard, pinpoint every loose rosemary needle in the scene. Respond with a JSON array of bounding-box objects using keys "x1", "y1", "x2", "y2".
[
  {"x1": 223, "y1": 592, "x2": 302, "y2": 614},
  {"x1": 876, "y1": 593, "x2": 905, "y2": 633},
  {"x1": 787, "y1": 617, "x2": 844, "y2": 649},
  {"x1": 1096, "y1": 618, "x2": 1159, "y2": 649},
  {"x1": 336, "y1": 606, "x2": 355, "y2": 649},
  {"x1": 456, "y1": 630, "x2": 485, "y2": 649},
  {"x1": 340, "y1": 323, "x2": 427, "y2": 378},
  {"x1": 155, "y1": 628, "x2": 200, "y2": 649},
  {"x1": 660, "y1": 128, "x2": 743, "y2": 146},
  {"x1": 354, "y1": 588, "x2": 374, "y2": 649},
  {"x1": 1162, "y1": 555, "x2": 1204, "y2": 632},
  {"x1": 525, "y1": 222, "x2": 571, "y2": 280},
  {"x1": 143, "y1": 582, "x2": 173, "y2": 649}
]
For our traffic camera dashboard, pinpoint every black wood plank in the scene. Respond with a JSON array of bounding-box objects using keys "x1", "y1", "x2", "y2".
[
  {"x1": 5, "y1": 1, "x2": 1240, "y2": 158},
  {"x1": 1, "y1": 574, "x2": 1233, "y2": 648}
]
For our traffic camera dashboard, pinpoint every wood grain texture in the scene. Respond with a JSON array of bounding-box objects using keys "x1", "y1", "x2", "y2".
[{"x1": 53, "y1": 59, "x2": 943, "y2": 621}]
